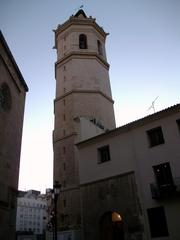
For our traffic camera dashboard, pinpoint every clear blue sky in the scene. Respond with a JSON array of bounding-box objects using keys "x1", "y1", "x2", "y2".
[{"x1": 1, "y1": 0, "x2": 180, "y2": 192}]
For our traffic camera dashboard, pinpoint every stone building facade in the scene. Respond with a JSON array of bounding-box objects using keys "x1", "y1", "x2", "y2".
[
  {"x1": 16, "y1": 190, "x2": 47, "y2": 235},
  {"x1": 0, "y1": 31, "x2": 28, "y2": 240},
  {"x1": 53, "y1": 9, "x2": 115, "y2": 236},
  {"x1": 77, "y1": 104, "x2": 180, "y2": 240}
]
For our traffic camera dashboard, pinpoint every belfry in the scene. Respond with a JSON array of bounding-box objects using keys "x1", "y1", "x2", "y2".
[{"x1": 53, "y1": 9, "x2": 115, "y2": 236}]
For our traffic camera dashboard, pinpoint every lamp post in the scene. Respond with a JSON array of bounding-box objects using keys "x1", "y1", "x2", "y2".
[{"x1": 53, "y1": 181, "x2": 61, "y2": 240}]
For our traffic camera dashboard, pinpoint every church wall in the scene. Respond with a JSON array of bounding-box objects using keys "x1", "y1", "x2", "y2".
[
  {"x1": 54, "y1": 94, "x2": 74, "y2": 139},
  {"x1": 53, "y1": 133, "x2": 82, "y2": 228},
  {"x1": 0, "y1": 33, "x2": 28, "y2": 240},
  {"x1": 70, "y1": 58, "x2": 112, "y2": 96},
  {"x1": 55, "y1": 58, "x2": 112, "y2": 99}
]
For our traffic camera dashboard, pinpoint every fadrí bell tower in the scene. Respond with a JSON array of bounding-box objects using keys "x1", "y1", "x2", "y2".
[{"x1": 53, "y1": 9, "x2": 116, "y2": 234}]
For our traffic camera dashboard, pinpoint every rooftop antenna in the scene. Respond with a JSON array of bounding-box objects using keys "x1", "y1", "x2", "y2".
[{"x1": 148, "y1": 96, "x2": 159, "y2": 113}]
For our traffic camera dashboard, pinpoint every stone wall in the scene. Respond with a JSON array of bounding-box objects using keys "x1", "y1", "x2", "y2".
[
  {"x1": 0, "y1": 32, "x2": 28, "y2": 240},
  {"x1": 80, "y1": 172, "x2": 144, "y2": 240}
]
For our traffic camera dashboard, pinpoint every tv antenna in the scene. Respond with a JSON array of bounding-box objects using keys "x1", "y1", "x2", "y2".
[{"x1": 147, "y1": 96, "x2": 159, "y2": 113}]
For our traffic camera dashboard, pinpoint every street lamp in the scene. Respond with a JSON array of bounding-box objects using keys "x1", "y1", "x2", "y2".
[{"x1": 53, "y1": 181, "x2": 61, "y2": 240}]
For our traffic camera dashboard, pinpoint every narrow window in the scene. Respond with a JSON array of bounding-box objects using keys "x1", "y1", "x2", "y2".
[
  {"x1": 176, "y1": 119, "x2": 180, "y2": 133},
  {"x1": 63, "y1": 146, "x2": 66, "y2": 154},
  {"x1": 79, "y1": 34, "x2": 87, "y2": 49},
  {"x1": 147, "y1": 207, "x2": 169, "y2": 237},
  {"x1": 147, "y1": 126, "x2": 165, "y2": 147},
  {"x1": 63, "y1": 163, "x2": 66, "y2": 171},
  {"x1": 153, "y1": 162, "x2": 174, "y2": 189},
  {"x1": 63, "y1": 180, "x2": 66, "y2": 188},
  {"x1": 0, "y1": 82, "x2": 12, "y2": 111},
  {"x1": 63, "y1": 99, "x2": 65, "y2": 106},
  {"x1": 63, "y1": 65, "x2": 66, "y2": 71},
  {"x1": 98, "y1": 145, "x2": 110, "y2": 164},
  {"x1": 97, "y1": 40, "x2": 103, "y2": 55},
  {"x1": 63, "y1": 199, "x2": 66, "y2": 207},
  {"x1": 63, "y1": 129, "x2": 66, "y2": 136}
]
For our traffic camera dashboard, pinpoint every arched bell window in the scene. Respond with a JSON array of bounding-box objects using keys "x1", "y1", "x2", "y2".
[{"x1": 79, "y1": 34, "x2": 87, "y2": 49}]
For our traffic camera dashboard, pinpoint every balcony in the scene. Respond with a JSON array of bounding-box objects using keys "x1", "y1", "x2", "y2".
[{"x1": 150, "y1": 177, "x2": 180, "y2": 199}]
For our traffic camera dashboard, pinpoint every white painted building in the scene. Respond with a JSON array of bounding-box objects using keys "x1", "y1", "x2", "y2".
[
  {"x1": 77, "y1": 104, "x2": 180, "y2": 240},
  {"x1": 16, "y1": 190, "x2": 47, "y2": 235}
]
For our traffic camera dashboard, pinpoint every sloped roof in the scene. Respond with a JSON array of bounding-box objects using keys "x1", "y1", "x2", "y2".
[
  {"x1": 0, "y1": 31, "x2": 28, "y2": 91},
  {"x1": 77, "y1": 104, "x2": 180, "y2": 147},
  {"x1": 74, "y1": 9, "x2": 87, "y2": 18}
]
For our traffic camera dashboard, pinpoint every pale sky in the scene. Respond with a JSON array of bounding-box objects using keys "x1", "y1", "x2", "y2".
[{"x1": 0, "y1": 0, "x2": 180, "y2": 193}]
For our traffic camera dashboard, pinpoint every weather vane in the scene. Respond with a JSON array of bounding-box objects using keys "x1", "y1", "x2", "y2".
[
  {"x1": 74, "y1": 4, "x2": 84, "y2": 13},
  {"x1": 147, "y1": 96, "x2": 159, "y2": 113},
  {"x1": 79, "y1": 5, "x2": 84, "y2": 9}
]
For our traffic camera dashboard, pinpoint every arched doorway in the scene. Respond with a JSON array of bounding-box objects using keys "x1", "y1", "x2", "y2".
[{"x1": 100, "y1": 211, "x2": 124, "y2": 240}]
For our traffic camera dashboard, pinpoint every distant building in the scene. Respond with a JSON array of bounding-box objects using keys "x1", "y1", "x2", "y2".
[
  {"x1": 16, "y1": 190, "x2": 48, "y2": 236},
  {"x1": 0, "y1": 31, "x2": 28, "y2": 240},
  {"x1": 77, "y1": 104, "x2": 180, "y2": 240}
]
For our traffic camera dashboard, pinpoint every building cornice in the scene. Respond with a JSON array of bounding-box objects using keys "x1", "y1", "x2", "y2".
[
  {"x1": 54, "y1": 89, "x2": 114, "y2": 104},
  {"x1": 55, "y1": 51, "x2": 109, "y2": 70},
  {"x1": 53, "y1": 132, "x2": 77, "y2": 144},
  {"x1": 77, "y1": 104, "x2": 180, "y2": 148},
  {"x1": 54, "y1": 16, "x2": 108, "y2": 39},
  {"x1": 80, "y1": 171, "x2": 135, "y2": 187},
  {"x1": 0, "y1": 31, "x2": 28, "y2": 92}
]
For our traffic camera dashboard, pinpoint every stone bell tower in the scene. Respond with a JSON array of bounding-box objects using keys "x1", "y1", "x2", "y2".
[{"x1": 53, "y1": 9, "x2": 115, "y2": 234}]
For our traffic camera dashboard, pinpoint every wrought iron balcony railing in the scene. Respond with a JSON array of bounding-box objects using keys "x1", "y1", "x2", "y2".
[{"x1": 150, "y1": 177, "x2": 180, "y2": 199}]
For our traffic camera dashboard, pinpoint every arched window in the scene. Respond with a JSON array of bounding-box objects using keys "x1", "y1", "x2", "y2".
[
  {"x1": 97, "y1": 40, "x2": 103, "y2": 55},
  {"x1": 79, "y1": 34, "x2": 87, "y2": 49}
]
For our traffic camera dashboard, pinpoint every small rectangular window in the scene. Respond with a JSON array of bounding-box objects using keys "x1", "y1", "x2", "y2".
[
  {"x1": 147, "y1": 126, "x2": 165, "y2": 147},
  {"x1": 147, "y1": 206, "x2": 169, "y2": 237},
  {"x1": 98, "y1": 145, "x2": 110, "y2": 164}
]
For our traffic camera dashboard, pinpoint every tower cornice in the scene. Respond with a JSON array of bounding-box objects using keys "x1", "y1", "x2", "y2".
[
  {"x1": 55, "y1": 51, "x2": 110, "y2": 70},
  {"x1": 54, "y1": 16, "x2": 108, "y2": 39},
  {"x1": 54, "y1": 89, "x2": 114, "y2": 104}
]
